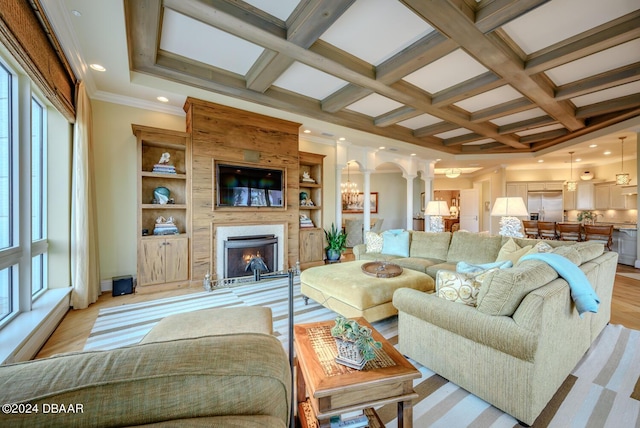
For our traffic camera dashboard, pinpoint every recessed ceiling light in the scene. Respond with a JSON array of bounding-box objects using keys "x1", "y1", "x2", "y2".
[
  {"x1": 71, "y1": 10, "x2": 82, "y2": 17},
  {"x1": 589, "y1": 144, "x2": 597, "y2": 148},
  {"x1": 303, "y1": 129, "x2": 311, "y2": 133},
  {"x1": 575, "y1": 158, "x2": 582, "y2": 162},
  {"x1": 338, "y1": 137, "x2": 346, "y2": 141},
  {"x1": 156, "y1": 96, "x2": 169, "y2": 103},
  {"x1": 604, "y1": 151, "x2": 611, "y2": 155},
  {"x1": 90, "y1": 64, "x2": 106, "y2": 72},
  {"x1": 538, "y1": 159, "x2": 544, "y2": 163},
  {"x1": 379, "y1": 146, "x2": 385, "y2": 150},
  {"x1": 410, "y1": 153, "x2": 416, "y2": 156}
]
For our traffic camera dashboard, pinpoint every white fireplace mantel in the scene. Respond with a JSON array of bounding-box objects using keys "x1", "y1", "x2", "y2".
[{"x1": 214, "y1": 222, "x2": 286, "y2": 280}]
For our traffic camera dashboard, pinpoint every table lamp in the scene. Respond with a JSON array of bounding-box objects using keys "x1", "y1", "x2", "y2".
[
  {"x1": 425, "y1": 200, "x2": 450, "y2": 232},
  {"x1": 491, "y1": 197, "x2": 529, "y2": 238}
]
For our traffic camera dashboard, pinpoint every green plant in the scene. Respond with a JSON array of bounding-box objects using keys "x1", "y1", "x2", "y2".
[
  {"x1": 330, "y1": 316, "x2": 382, "y2": 362},
  {"x1": 324, "y1": 223, "x2": 347, "y2": 252},
  {"x1": 577, "y1": 211, "x2": 595, "y2": 222}
]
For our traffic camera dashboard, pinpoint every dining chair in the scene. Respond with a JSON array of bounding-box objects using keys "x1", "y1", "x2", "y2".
[
  {"x1": 522, "y1": 220, "x2": 539, "y2": 239},
  {"x1": 537, "y1": 221, "x2": 557, "y2": 240},
  {"x1": 583, "y1": 224, "x2": 614, "y2": 251},
  {"x1": 345, "y1": 219, "x2": 364, "y2": 248},
  {"x1": 556, "y1": 223, "x2": 582, "y2": 242}
]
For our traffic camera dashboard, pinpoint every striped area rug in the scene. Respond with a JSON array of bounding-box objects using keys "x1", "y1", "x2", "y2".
[{"x1": 85, "y1": 277, "x2": 640, "y2": 427}]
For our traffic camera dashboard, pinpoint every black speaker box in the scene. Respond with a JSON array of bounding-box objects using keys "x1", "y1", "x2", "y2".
[{"x1": 112, "y1": 275, "x2": 134, "y2": 297}]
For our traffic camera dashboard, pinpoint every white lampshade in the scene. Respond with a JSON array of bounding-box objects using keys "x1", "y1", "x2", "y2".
[
  {"x1": 425, "y1": 200, "x2": 450, "y2": 216},
  {"x1": 490, "y1": 197, "x2": 528, "y2": 217}
]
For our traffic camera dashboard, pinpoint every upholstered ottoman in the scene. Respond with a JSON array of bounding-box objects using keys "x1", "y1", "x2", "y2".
[
  {"x1": 300, "y1": 260, "x2": 434, "y2": 322},
  {"x1": 140, "y1": 306, "x2": 273, "y2": 344}
]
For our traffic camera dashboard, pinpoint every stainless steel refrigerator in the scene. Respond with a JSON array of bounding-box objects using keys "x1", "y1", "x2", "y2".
[{"x1": 527, "y1": 191, "x2": 563, "y2": 222}]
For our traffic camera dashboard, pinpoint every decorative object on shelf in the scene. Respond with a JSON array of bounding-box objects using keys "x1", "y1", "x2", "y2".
[
  {"x1": 299, "y1": 191, "x2": 308, "y2": 201},
  {"x1": 445, "y1": 168, "x2": 461, "y2": 178},
  {"x1": 324, "y1": 223, "x2": 347, "y2": 261},
  {"x1": 331, "y1": 316, "x2": 382, "y2": 370},
  {"x1": 300, "y1": 198, "x2": 314, "y2": 207},
  {"x1": 301, "y1": 171, "x2": 315, "y2": 183},
  {"x1": 341, "y1": 161, "x2": 359, "y2": 208},
  {"x1": 299, "y1": 214, "x2": 315, "y2": 228},
  {"x1": 361, "y1": 261, "x2": 402, "y2": 278},
  {"x1": 153, "y1": 215, "x2": 179, "y2": 235},
  {"x1": 616, "y1": 136, "x2": 630, "y2": 185},
  {"x1": 491, "y1": 197, "x2": 529, "y2": 238},
  {"x1": 152, "y1": 152, "x2": 176, "y2": 174},
  {"x1": 425, "y1": 200, "x2": 449, "y2": 232},
  {"x1": 153, "y1": 186, "x2": 171, "y2": 204},
  {"x1": 566, "y1": 152, "x2": 577, "y2": 192},
  {"x1": 580, "y1": 171, "x2": 594, "y2": 181},
  {"x1": 577, "y1": 210, "x2": 596, "y2": 225},
  {"x1": 449, "y1": 205, "x2": 459, "y2": 218}
]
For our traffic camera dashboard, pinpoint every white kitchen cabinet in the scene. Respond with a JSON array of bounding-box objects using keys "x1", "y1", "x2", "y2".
[
  {"x1": 576, "y1": 183, "x2": 594, "y2": 210},
  {"x1": 506, "y1": 183, "x2": 527, "y2": 201},
  {"x1": 564, "y1": 185, "x2": 576, "y2": 210},
  {"x1": 594, "y1": 184, "x2": 609, "y2": 210},
  {"x1": 526, "y1": 182, "x2": 564, "y2": 191},
  {"x1": 609, "y1": 184, "x2": 626, "y2": 209}
]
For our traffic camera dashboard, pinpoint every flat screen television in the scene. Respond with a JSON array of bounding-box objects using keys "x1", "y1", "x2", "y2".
[{"x1": 216, "y1": 163, "x2": 284, "y2": 207}]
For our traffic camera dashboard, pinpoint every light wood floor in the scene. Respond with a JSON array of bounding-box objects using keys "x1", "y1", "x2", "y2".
[{"x1": 36, "y1": 262, "x2": 640, "y2": 360}]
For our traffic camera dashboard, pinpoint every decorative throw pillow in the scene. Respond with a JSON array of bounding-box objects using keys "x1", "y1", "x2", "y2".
[
  {"x1": 365, "y1": 231, "x2": 383, "y2": 253},
  {"x1": 436, "y1": 268, "x2": 498, "y2": 306},
  {"x1": 381, "y1": 229, "x2": 410, "y2": 257},
  {"x1": 496, "y1": 238, "x2": 532, "y2": 265},
  {"x1": 525, "y1": 241, "x2": 553, "y2": 256}
]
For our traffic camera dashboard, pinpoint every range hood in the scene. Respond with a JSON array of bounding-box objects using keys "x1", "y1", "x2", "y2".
[{"x1": 621, "y1": 185, "x2": 637, "y2": 195}]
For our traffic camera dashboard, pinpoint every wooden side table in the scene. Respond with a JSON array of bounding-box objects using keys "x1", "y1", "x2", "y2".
[{"x1": 294, "y1": 318, "x2": 420, "y2": 428}]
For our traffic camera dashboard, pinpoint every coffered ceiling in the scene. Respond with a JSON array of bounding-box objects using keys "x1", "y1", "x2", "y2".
[{"x1": 123, "y1": 0, "x2": 640, "y2": 159}]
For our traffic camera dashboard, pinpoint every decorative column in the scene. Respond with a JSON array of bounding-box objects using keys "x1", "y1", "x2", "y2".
[
  {"x1": 403, "y1": 173, "x2": 416, "y2": 230},
  {"x1": 335, "y1": 162, "x2": 345, "y2": 232}
]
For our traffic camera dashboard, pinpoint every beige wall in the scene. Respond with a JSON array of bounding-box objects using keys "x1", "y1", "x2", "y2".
[{"x1": 92, "y1": 100, "x2": 185, "y2": 280}]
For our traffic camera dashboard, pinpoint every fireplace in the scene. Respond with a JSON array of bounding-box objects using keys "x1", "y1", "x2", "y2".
[{"x1": 224, "y1": 234, "x2": 278, "y2": 279}]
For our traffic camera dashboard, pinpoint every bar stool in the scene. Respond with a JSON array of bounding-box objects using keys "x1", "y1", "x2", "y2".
[
  {"x1": 583, "y1": 224, "x2": 614, "y2": 251},
  {"x1": 522, "y1": 220, "x2": 539, "y2": 239},
  {"x1": 556, "y1": 223, "x2": 582, "y2": 242},
  {"x1": 537, "y1": 221, "x2": 557, "y2": 240}
]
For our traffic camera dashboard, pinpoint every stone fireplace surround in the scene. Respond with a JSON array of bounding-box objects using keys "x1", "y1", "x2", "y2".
[{"x1": 214, "y1": 223, "x2": 286, "y2": 280}]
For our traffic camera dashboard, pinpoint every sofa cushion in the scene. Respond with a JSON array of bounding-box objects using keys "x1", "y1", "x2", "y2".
[
  {"x1": 476, "y1": 260, "x2": 559, "y2": 316},
  {"x1": 551, "y1": 245, "x2": 582, "y2": 265},
  {"x1": 357, "y1": 252, "x2": 402, "y2": 262},
  {"x1": 436, "y1": 268, "x2": 498, "y2": 306},
  {"x1": 496, "y1": 238, "x2": 533, "y2": 265},
  {"x1": 446, "y1": 231, "x2": 503, "y2": 263},
  {"x1": 365, "y1": 231, "x2": 383, "y2": 253},
  {"x1": 573, "y1": 241, "x2": 605, "y2": 263},
  {"x1": 381, "y1": 229, "x2": 410, "y2": 257},
  {"x1": 409, "y1": 231, "x2": 451, "y2": 260},
  {"x1": 396, "y1": 257, "x2": 446, "y2": 274}
]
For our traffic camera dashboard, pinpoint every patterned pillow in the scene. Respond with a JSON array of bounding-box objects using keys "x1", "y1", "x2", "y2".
[
  {"x1": 526, "y1": 241, "x2": 553, "y2": 255},
  {"x1": 365, "y1": 231, "x2": 383, "y2": 253},
  {"x1": 436, "y1": 268, "x2": 498, "y2": 306}
]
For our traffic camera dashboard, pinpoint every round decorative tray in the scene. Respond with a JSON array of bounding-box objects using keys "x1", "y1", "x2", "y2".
[{"x1": 361, "y1": 261, "x2": 403, "y2": 278}]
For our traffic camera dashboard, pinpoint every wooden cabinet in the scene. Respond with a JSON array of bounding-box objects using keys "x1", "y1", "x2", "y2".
[
  {"x1": 299, "y1": 152, "x2": 325, "y2": 268},
  {"x1": 133, "y1": 124, "x2": 191, "y2": 289},
  {"x1": 139, "y1": 235, "x2": 189, "y2": 285}
]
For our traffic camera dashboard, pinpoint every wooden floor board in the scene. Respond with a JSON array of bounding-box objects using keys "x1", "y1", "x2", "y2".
[{"x1": 35, "y1": 263, "x2": 640, "y2": 360}]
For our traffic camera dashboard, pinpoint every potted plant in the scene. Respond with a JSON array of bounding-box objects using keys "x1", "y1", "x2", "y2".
[
  {"x1": 330, "y1": 316, "x2": 382, "y2": 369},
  {"x1": 324, "y1": 223, "x2": 347, "y2": 262},
  {"x1": 577, "y1": 210, "x2": 595, "y2": 225}
]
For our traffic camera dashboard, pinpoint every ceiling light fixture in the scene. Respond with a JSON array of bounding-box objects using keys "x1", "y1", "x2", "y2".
[
  {"x1": 90, "y1": 64, "x2": 106, "y2": 72},
  {"x1": 341, "y1": 161, "x2": 359, "y2": 209},
  {"x1": 445, "y1": 168, "x2": 461, "y2": 178},
  {"x1": 616, "y1": 136, "x2": 630, "y2": 185},
  {"x1": 566, "y1": 152, "x2": 576, "y2": 192},
  {"x1": 156, "y1": 96, "x2": 169, "y2": 103}
]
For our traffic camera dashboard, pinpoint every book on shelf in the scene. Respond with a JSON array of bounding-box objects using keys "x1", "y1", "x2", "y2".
[
  {"x1": 330, "y1": 413, "x2": 368, "y2": 428},
  {"x1": 340, "y1": 409, "x2": 364, "y2": 420}
]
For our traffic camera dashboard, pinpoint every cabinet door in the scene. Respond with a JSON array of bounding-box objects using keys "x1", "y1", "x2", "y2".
[
  {"x1": 576, "y1": 183, "x2": 594, "y2": 210},
  {"x1": 300, "y1": 229, "x2": 324, "y2": 263},
  {"x1": 164, "y1": 236, "x2": 189, "y2": 283},
  {"x1": 139, "y1": 239, "x2": 166, "y2": 286},
  {"x1": 564, "y1": 186, "x2": 576, "y2": 210},
  {"x1": 609, "y1": 185, "x2": 626, "y2": 209},
  {"x1": 544, "y1": 182, "x2": 564, "y2": 191},
  {"x1": 594, "y1": 185, "x2": 609, "y2": 209}
]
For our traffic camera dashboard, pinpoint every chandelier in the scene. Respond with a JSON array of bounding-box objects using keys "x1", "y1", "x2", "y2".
[
  {"x1": 341, "y1": 162, "x2": 359, "y2": 207},
  {"x1": 445, "y1": 168, "x2": 461, "y2": 178},
  {"x1": 566, "y1": 151, "x2": 576, "y2": 192},
  {"x1": 616, "y1": 136, "x2": 630, "y2": 185}
]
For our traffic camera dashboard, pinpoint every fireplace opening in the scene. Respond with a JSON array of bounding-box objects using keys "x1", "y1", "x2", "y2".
[{"x1": 224, "y1": 234, "x2": 277, "y2": 279}]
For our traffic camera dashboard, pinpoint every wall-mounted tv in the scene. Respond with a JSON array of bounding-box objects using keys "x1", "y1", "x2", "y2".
[{"x1": 216, "y1": 163, "x2": 284, "y2": 208}]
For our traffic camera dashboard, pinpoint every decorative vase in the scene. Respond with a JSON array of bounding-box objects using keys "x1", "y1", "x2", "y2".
[
  {"x1": 326, "y1": 248, "x2": 341, "y2": 261},
  {"x1": 334, "y1": 337, "x2": 365, "y2": 369}
]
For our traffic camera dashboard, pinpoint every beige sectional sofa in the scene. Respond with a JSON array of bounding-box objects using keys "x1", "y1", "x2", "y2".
[
  {"x1": 0, "y1": 307, "x2": 291, "y2": 427},
  {"x1": 354, "y1": 230, "x2": 617, "y2": 425}
]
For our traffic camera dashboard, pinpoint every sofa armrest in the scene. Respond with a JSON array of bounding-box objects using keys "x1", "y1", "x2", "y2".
[
  {"x1": 352, "y1": 244, "x2": 367, "y2": 258},
  {"x1": 393, "y1": 288, "x2": 538, "y2": 361}
]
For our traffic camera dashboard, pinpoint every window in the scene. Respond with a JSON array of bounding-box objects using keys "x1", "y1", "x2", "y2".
[
  {"x1": 0, "y1": 62, "x2": 13, "y2": 322},
  {"x1": 31, "y1": 97, "x2": 47, "y2": 296}
]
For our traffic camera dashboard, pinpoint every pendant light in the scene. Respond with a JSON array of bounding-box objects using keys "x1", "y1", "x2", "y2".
[
  {"x1": 445, "y1": 168, "x2": 461, "y2": 178},
  {"x1": 615, "y1": 136, "x2": 630, "y2": 185},
  {"x1": 566, "y1": 152, "x2": 577, "y2": 192}
]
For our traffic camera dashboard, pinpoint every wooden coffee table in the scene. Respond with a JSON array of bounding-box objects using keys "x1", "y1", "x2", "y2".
[{"x1": 294, "y1": 318, "x2": 420, "y2": 428}]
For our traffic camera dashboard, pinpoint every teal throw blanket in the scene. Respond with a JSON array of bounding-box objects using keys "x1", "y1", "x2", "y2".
[{"x1": 519, "y1": 253, "x2": 599, "y2": 318}]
